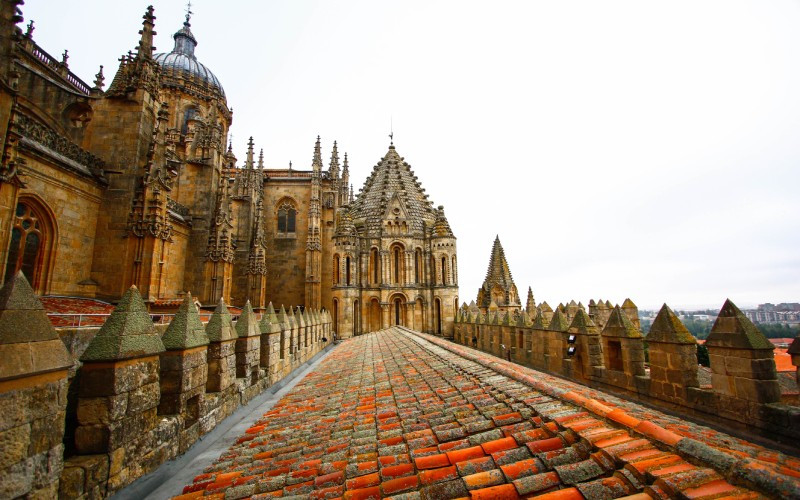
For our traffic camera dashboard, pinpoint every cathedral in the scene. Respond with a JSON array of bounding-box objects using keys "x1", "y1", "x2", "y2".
[{"x1": 0, "y1": 4, "x2": 458, "y2": 338}]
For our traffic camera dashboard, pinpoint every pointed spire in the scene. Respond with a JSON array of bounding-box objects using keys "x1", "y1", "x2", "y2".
[
  {"x1": 548, "y1": 308, "x2": 570, "y2": 332},
  {"x1": 706, "y1": 299, "x2": 773, "y2": 350},
  {"x1": 162, "y1": 292, "x2": 209, "y2": 350},
  {"x1": 526, "y1": 287, "x2": 535, "y2": 313},
  {"x1": 277, "y1": 304, "x2": 289, "y2": 325},
  {"x1": 0, "y1": 272, "x2": 72, "y2": 378},
  {"x1": 646, "y1": 304, "x2": 694, "y2": 344},
  {"x1": 484, "y1": 236, "x2": 515, "y2": 288},
  {"x1": 568, "y1": 309, "x2": 598, "y2": 335},
  {"x1": 236, "y1": 300, "x2": 260, "y2": 338},
  {"x1": 81, "y1": 286, "x2": 165, "y2": 361},
  {"x1": 137, "y1": 5, "x2": 157, "y2": 60},
  {"x1": 171, "y1": 2, "x2": 197, "y2": 56},
  {"x1": 258, "y1": 149, "x2": 264, "y2": 169},
  {"x1": 349, "y1": 184, "x2": 354, "y2": 203},
  {"x1": 312, "y1": 136, "x2": 322, "y2": 171},
  {"x1": 329, "y1": 140, "x2": 340, "y2": 179},
  {"x1": 602, "y1": 306, "x2": 642, "y2": 338},
  {"x1": 342, "y1": 152, "x2": 350, "y2": 177},
  {"x1": 245, "y1": 137, "x2": 255, "y2": 169},
  {"x1": 206, "y1": 298, "x2": 237, "y2": 342},
  {"x1": 0, "y1": 271, "x2": 62, "y2": 344}
]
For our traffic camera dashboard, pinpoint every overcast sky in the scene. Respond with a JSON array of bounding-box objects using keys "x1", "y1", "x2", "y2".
[{"x1": 24, "y1": 1, "x2": 800, "y2": 310}]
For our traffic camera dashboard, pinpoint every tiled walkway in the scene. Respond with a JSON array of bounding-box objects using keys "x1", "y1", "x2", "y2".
[{"x1": 174, "y1": 328, "x2": 787, "y2": 499}]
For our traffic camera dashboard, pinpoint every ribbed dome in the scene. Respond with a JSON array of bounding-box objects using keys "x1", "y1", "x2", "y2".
[{"x1": 154, "y1": 19, "x2": 225, "y2": 98}]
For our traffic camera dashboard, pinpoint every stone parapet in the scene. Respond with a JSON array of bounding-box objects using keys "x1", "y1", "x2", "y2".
[{"x1": 452, "y1": 299, "x2": 800, "y2": 447}]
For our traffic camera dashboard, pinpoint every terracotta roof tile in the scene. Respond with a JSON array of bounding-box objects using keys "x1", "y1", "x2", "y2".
[{"x1": 174, "y1": 327, "x2": 787, "y2": 500}]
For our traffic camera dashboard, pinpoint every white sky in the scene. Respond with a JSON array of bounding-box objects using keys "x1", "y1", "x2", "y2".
[{"x1": 24, "y1": 1, "x2": 800, "y2": 310}]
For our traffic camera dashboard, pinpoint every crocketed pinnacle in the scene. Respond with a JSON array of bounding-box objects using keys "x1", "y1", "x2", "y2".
[
  {"x1": 431, "y1": 205, "x2": 454, "y2": 237},
  {"x1": 329, "y1": 141, "x2": 340, "y2": 179},
  {"x1": 348, "y1": 143, "x2": 437, "y2": 234},
  {"x1": 482, "y1": 236, "x2": 515, "y2": 292},
  {"x1": 312, "y1": 136, "x2": 322, "y2": 170}
]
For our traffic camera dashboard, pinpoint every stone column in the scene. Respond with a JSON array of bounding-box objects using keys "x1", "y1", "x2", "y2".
[
  {"x1": 381, "y1": 303, "x2": 389, "y2": 330},
  {"x1": 159, "y1": 292, "x2": 209, "y2": 454},
  {"x1": 234, "y1": 300, "x2": 262, "y2": 388},
  {"x1": 645, "y1": 304, "x2": 698, "y2": 404},
  {"x1": 75, "y1": 285, "x2": 166, "y2": 494},
  {"x1": 0, "y1": 273, "x2": 72, "y2": 499},
  {"x1": 705, "y1": 299, "x2": 781, "y2": 422},
  {"x1": 258, "y1": 303, "x2": 282, "y2": 385}
]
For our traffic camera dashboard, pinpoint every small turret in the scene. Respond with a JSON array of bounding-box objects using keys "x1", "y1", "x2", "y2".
[
  {"x1": 312, "y1": 135, "x2": 322, "y2": 171},
  {"x1": 245, "y1": 136, "x2": 254, "y2": 169}
]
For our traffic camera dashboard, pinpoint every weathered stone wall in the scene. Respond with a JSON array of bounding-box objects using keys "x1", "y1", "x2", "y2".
[
  {"x1": 17, "y1": 288, "x2": 335, "y2": 499},
  {"x1": 453, "y1": 301, "x2": 800, "y2": 447}
]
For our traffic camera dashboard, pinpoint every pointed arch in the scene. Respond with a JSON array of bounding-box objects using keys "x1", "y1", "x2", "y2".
[{"x1": 3, "y1": 195, "x2": 57, "y2": 294}]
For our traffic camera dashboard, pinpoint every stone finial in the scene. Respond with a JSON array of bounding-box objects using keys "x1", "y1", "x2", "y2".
[
  {"x1": 0, "y1": 271, "x2": 58, "y2": 344},
  {"x1": 93, "y1": 65, "x2": 105, "y2": 90},
  {"x1": 601, "y1": 306, "x2": 642, "y2": 338},
  {"x1": 162, "y1": 292, "x2": 209, "y2": 350},
  {"x1": 568, "y1": 309, "x2": 598, "y2": 335},
  {"x1": 294, "y1": 306, "x2": 305, "y2": 327},
  {"x1": 605, "y1": 300, "x2": 613, "y2": 308},
  {"x1": 646, "y1": 304, "x2": 695, "y2": 344},
  {"x1": 206, "y1": 298, "x2": 237, "y2": 342},
  {"x1": 0, "y1": 271, "x2": 72, "y2": 379},
  {"x1": 705, "y1": 299, "x2": 773, "y2": 350},
  {"x1": 277, "y1": 304, "x2": 289, "y2": 324},
  {"x1": 259, "y1": 302, "x2": 278, "y2": 328},
  {"x1": 548, "y1": 308, "x2": 570, "y2": 332},
  {"x1": 236, "y1": 300, "x2": 260, "y2": 338},
  {"x1": 81, "y1": 285, "x2": 165, "y2": 361},
  {"x1": 501, "y1": 311, "x2": 511, "y2": 326},
  {"x1": 539, "y1": 301, "x2": 553, "y2": 313}
]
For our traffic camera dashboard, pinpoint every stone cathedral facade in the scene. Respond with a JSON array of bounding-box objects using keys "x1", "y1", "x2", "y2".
[{"x1": 0, "y1": 3, "x2": 457, "y2": 337}]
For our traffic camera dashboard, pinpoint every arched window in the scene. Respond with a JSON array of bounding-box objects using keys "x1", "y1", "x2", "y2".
[
  {"x1": 333, "y1": 254, "x2": 340, "y2": 284},
  {"x1": 394, "y1": 247, "x2": 401, "y2": 284},
  {"x1": 277, "y1": 202, "x2": 297, "y2": 236},
  {"x1": 3, "y1": 200, "x2": 54, "y2": 293},
  {"x1": 345, "y1": 256, "x2": 351, "y2": 285},
  {"x1": 371, "y1": 248, "x2": 379, "y2": 284},
  {"x1": 441, "y1": 256, "x2": 447, "y2": 285},
  {"x1": 451, "y1": 255, "x2": 457, "y2": 285}
]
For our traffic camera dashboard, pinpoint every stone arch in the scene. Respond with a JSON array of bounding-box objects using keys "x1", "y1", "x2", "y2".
[
  {"x1": 275, "y1": 197, "x2": 298, "y2": 236},
  {"x1": 414, "y1": 247, "x2": 423, "y2": 284},
  {"x1": 389, "y1": 292, "x2": 408, "y2": 327},
  {"x1": 414, "y1": 296, "x2": 425, "y2": 331},
  {"x1": 451, "y1": 255, "x2": 457, "y2": 284},
  {"x1": 369, "y1": 297, "x2": 381, "y2": 332},
  {"x1": 3, "y1": 195, "x2": 57, "y2": 294},
  {"x1": 390, "y1": 242, "x2": 405, "y2": 284}
]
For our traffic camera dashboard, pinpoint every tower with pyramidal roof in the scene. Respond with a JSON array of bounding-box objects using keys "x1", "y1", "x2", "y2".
[
  {"x1": 331, "y1": 141, "x2": 458, "y2": 338},
  {"x1": 477, "y1": 236, "x2": 520, "y2": 315}
]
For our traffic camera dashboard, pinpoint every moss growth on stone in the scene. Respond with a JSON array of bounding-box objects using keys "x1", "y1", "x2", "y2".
[
  {"x1": 705, "y1": 299, "x2": 773, "y2": 350},
  {"x1": 81, "y1": 286, "x2": 165, "y2": 361},
  {"x1": 162, "y1": 292, "x2": 209, "y2": 350},
  {"x1": 206, "y1": 298, "x2": 237, "y2": 342},
  {"x1": 568, "y1": 309, "x2": 598, "y2": 335},
  {"x1": 548, "y1": 309, "x2": 570, "y2": 332},
  {"x1": 235, "y1": 300, "x2": 260, "y2": 338},
  {"x1": 601, "y1": 306, "x2": 642, "y2": 338},
  {"x1": 646, "y1": 304, "x2": 694, "y2": 344}
]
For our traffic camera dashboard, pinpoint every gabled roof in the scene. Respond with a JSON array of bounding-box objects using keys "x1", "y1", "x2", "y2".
[{"x1": 348, "y1": 144, "x2": 437, "y2": 233}]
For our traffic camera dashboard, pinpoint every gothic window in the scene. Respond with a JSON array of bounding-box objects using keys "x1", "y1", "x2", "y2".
[
  {"x1": 346, "y1": 256, "x2": 351, "y2": 285},
  {"x1": 333, "y1": 254, "x2": 340, "y2": 284},
  {"x1": 3, "y1": 200, "x2": 54, "y2": 293},
  {"x1": 277, "y1": 202, "x2": 297, "y2": 236}
]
